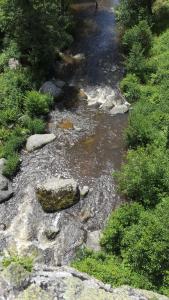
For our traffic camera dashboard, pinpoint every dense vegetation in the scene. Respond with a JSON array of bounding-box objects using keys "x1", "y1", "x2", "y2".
[
  {"x1": 0, "y1": 0, "x2": 73, "y2": 177},
  {"x1": 73, "y1": 0, "x2": 169, "y2": 296}
]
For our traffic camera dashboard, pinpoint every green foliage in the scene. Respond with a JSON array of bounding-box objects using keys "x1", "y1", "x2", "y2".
[
  {"x1": 122, "y1": 197, "x2": 169, "y2": 288},
  {"x1": 0, "y1": 41, "x2": 20, "y2": 72},
  {"x1": 72, "y1": 248, "x2": 153, "y2": 290},
  {"x1": 120, "y1": 74, "x2": 141, "y2": 102},
  {"x1": 116, "y1": 145, "x2": 169, "y2": 207},
  {"x1": 2, "y1": 255, "x2": 33, "y2": 272},
  {"x1": 20, "y1": 116, "x2": 46, "y2": 134},
  {"x1": 100, "y1": 203, "x2": 144, "y2": 255},
  {"x1": 122, "y1": 20, "x2": 152, "y2": 54},
  {"x1": 3, "y1": 153, "x2": 20, "y2": 178},
  {"x1": 0, "y1": 0, "x2": 73, "y2": 76},
  {"x1": 125, "y1": 43, "x2": 147, "y2": 80},
  {"x1": 2, "y1": 134, "x2": 26, "y2": 158},
  {"x1": 25, "y1": 91, "x2": 53, "y2": 117}
]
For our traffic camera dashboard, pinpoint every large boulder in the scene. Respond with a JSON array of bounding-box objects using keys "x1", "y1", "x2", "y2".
[
  {"x1": 39, "y1": 81, "x2": 62, "y2": 99},
  {"x1": 26, "y1": 134, "x2": 56, "y2": 152},
  {"x1": 36, "y1": 177, "x2": 80, "y2": 213}
]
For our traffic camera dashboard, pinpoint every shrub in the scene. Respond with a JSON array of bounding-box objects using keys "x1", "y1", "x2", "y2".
[
  {"x1": 120, "y1": 74, "x2": 141, "y2": 102},
  {"x1": 72, "y1": 248, "x2": 153, "y2": 290},
  {"x1": 20, "y1": 115, "x2": 46, "y2": 134},
  {"x1": 115, "y1": 145, "x2": 169, "y2": 207},
  {"x1": 0, "y1": 108, "x2": 20, "y2": 126},
  {"x1": 2, "y1": 134, "x2": 26, "y2": 158},
  {"x1": 126, "y1": 43, "x2": 147, "y2": 80},
  {"x1": 122, "y1": 197, "x2": 169, "y2": 288},
  {"x1": 100, "y1": 203, "x2": 144, "y2": 255},
  {"x1": 25, "y1": 91, "x2": 53, "y2": 117},
  {"x1": 3, "y1": 153, "x2": 21, "y2": 178},
  {"x1": 123, "y1": 20, "x2": 152, "y2": 54},
  {"x1": 2, "y1": 255, "x2": 33, "y2": 272}
]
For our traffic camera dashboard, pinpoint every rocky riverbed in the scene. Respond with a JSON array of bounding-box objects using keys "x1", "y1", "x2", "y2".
[{"x1": 0, "y1": 0, "x2": 128, "y2": 266}]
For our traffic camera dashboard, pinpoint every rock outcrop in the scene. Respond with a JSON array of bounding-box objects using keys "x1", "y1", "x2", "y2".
[
  {"x1": 26, "y1": 134, "x2": 56, "y2": 152},
  {"x1": 36, "y1": 176, "x2": 80, "y2": 212},
  {"x1": 0, "y1": 158, "x2": 13, "y2": 203},
  {"x1": 0, "y1": 264, "x2": 168, "y2": 300}
]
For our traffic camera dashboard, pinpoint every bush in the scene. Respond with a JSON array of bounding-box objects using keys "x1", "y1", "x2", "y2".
[
  {"x1": 2, "y1": 134, "x2": 26, "y2": 158},
  {"x1": 20, "y1": 115, "x2": 46, "y2": 134},
  {"x1": 3, "y1": 153, "x2": 21, "y2": 178},
  {"x1": 122, "y1": 20, "x2": 152, "y2": 54},
  {"x1": 100, "y1": 203, "x2": 144, "y2": 255},
  {"x1": 72, "y1": 248, "x2": 153, "y2": 290},
  {"x1": 25, "y1": 91, "x2": 53, "y2": 117},
  {"x1": 122, "y1": 197, "x2": 169, "y2": 288},
  {"x1": 120, "y1": 74, "x2": 141, "y2": 102},
  {"x1": 126, "y1": 43, "x2": 147, "y2": 80},
  {"x1": 2, "y1": 255, "x2": 33, "y2": 272},
  {"x1": 115, "y1": 145, "x2": 169, "y2": 207}
]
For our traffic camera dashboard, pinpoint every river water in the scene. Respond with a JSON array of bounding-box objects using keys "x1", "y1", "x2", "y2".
[{"x1": 0, "y1": 0, "x2": 128, "y2": 265}]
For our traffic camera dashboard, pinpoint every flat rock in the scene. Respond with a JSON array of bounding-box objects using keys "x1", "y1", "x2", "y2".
[
  {"x1": 39, "y1": 81, "x2": 62, "y2": 98},
  {"x1": 36, "y1": 177, "x2": 80, "y2": 212},
  {"x1": 26, "y1": 134, "x2": 56, "y2": 152}
]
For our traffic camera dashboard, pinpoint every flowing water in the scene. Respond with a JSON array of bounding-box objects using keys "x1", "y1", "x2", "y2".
[{"x1": 0, "y1": 0, "x2": 128, "y2": 264}]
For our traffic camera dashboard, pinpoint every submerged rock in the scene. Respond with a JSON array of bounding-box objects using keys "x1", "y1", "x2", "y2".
[
  {"x1": 36, "y1": 177, "x2": 80, "y2": 213},
  {"x1": 26, "y1": 134, "x2": 56, "y2": 152},
  {"x1": 39, "y1": 81, "x2": 62, "y2": 98}
]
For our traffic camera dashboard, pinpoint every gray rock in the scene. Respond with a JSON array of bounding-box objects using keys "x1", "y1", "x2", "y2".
[
  {"x1": 100, "y1": 98, "x2": 115, "y2": 110},
  {"x1": 36, "y1": 177, "x2": 80, "y2": 212},
  {"x1": 0, "y1": 264, "x2": 168, "y2": 300},
  {"x1": 86, "y1": 230, "x2": 101, "y2": 251},
  {"x1": 0, "y1": 158, "x2": 7, "y2": 175},
  {"x1": 26, "y1": 134, "x2": 56, "y2": 152},
  {"x1": 0, "y1": 174, "x2": 13, "y2": 203},
  {"x1": 0, "y1": 174, "x2": 8, "y2": 190},
  {"x1": 53, "y1": 79, "x2": 66, "y2": 88},
  {"x1": 0, "y1": 189, "x2": 13, "y2": 204},
  {"x1": 80, "y1": 186, "x2": 89, "y2": 197},
  {"x1": 39, "y1": 81, "x2": 62, "y2": 98},
  {"x1": 110, "y1": 103, "x2": 130, "y2": 115}
]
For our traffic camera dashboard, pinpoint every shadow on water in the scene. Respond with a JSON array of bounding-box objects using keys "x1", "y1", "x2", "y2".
[{"x1": 69, "y1": 0, "x2": 122, "y2": 87}]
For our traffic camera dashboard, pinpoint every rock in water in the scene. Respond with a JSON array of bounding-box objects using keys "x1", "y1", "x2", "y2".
[
  {"x1": 110, "y1": 103, "x2": 130, "y2": 115},
  {"x1": 39, "y1": 81, "x2": 62, "y2": 99},
  {"x1": 36, "y1": 177, "x2": 80, "y2": 213},
  {"x1": 26, "y1": 134, "x2": 56, "y2": 152}
]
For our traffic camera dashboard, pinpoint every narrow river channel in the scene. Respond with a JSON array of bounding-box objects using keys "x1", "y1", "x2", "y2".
[{"x1": 0, "y1": 0, "x2": 128, "y2": 265}]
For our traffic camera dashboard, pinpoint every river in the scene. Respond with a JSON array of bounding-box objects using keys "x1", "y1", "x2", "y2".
[{"x1": 0, "y1": 0, "x2": 128, "y2": 265}]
